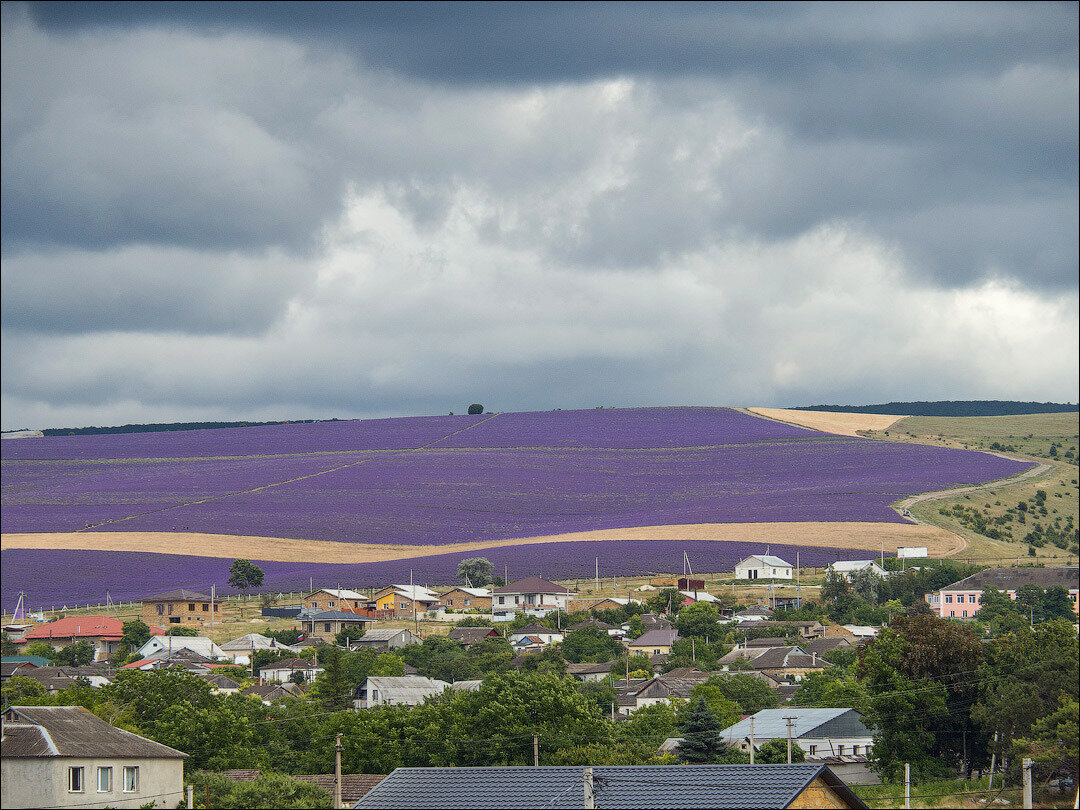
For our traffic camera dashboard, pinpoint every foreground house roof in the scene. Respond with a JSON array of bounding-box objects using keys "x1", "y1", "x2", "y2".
[
  {"x1": 2, "y1": 706, "x2": 187, "y2": 759},
  {"x1": 352, "y1": 764, "x2": 866, "y2": 809},
  {"x1": 724, "y1": 708, "x2": 871, "y2": 742}
]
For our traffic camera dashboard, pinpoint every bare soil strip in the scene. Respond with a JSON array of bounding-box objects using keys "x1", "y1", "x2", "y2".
[
  {"x1": 746, "y1": 407, "x2": 904, "y2": 437},
  {"x1": 1, "y1": 521, "x2": 958, "y2": 564}
]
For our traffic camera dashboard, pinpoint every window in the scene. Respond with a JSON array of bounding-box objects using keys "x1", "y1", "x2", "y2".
[
  {"x1": 324, "y1": 623, "x2": 332, "y2": 632},
  {"x1": 837, "y1": 745, "x2": 845, "y2": 756},
  {"x1": 123, "y1": 766, "x2": 139, "y2": 793},
  {"x1": 202, "y1": 603, "x2": 209, "y2": 611},
  {"x1": 949, "y1": 611, "x2": 955, "y2": 617},
  {"x1": 328, "y1": 600, "x2": 336, "y2": 608},
  {"x1": 156, "y1": 604, "x2": 165, "y2": 616},
  {"x1": 962, "y1": 610, "x2": 968, "y2": 617},
  {"x1": 514, "y1": 596, "x2": 520, "y2": 604},
  {"x1": 498, "y1": 596, "x2": 505, "y2": 605},
  {"x1": 969, "y1": 594, "x2": 977, "y2": 603},
  {"x1": 188, "y1": 602, "x2": 196, "y2": 611},
  {"x1": 69, "y1": 767, "x2": 84, "y2": 793},
  {"x1": 170, "y1": 617, "x2": 181, "y2": 624},
  {"x1": 852, "y1": 745, "x2": 860, "y2": 755},
  {"x1": 167, "y1": 603, "x2": 174, "y2": 614},
  {"x1": 464, "y1": 598, "x2": 471, "y2": 606},
  {"x1": 808, "y1": 745, "x2": 817, "y2": 755},
  {"x1": 945, "y1": 595, "x2": 953, "y2": 604},
  {"x1": 97, "y1": 767, "x2": 112, "y2": 793},
  {"x1": 312, "y1": 601, "x2": 319, "y2": 609}
]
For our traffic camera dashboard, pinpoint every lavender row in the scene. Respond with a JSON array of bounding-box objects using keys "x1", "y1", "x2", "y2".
[
  {"x1": 1, "y1": 413, "x2": 488, "y2": 461},
  {"x1": 44, "y1": 441, "x2": 1029, "y2": 544},
  {"x1": 434, "y1": 407, "x2": 818, "y2": 449},
  {"x1": 1, "y1": 542, "x2": 880, "y2": 608},
  {"x1": 1, "y1": 452, "x2": 373, "y2": 533}
]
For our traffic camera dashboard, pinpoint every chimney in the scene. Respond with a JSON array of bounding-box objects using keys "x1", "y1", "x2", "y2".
[{"x1": 812, "y1": 652, "x2": 817, "y2": 666}]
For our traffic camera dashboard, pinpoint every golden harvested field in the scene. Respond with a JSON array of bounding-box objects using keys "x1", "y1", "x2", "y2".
[
  {"x1": 0, "y1": 520, "x2": 960, "y2": 562},
  {"x1": 746, "y1": 407, "x2": 904, "y2": 437}
]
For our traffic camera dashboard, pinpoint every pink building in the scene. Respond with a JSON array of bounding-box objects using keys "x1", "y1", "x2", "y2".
[{"x1": 925, "y1": 566, "x2": 1079, "y2": 619}]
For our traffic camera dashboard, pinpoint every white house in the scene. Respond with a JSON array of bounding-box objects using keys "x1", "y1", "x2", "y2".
[
  {"x1": 722, "y1": 708, "x2": 874, "y2": 759},
  {"x1": 259, "y1": 658, "x2": 324, "y2": 684},
  {"x1": 218, "y1": 633, "x2": 300, "y2": 666},
  {"x1": 1, "y1": 705, "x2": 187, "y2": 809},
  {"x1": 357, "y1": 676, "x2": 449, "y2": 709},
  {"x1": 491, "y1": 577, "x2": 576, "y2": 620},
  {"x1": 135, "y1": 635, "x2": 224, "y2": 661},
  {"x1": 828, "y1": 560, "x2": 888, "y2": 580},
  {"x1": 508, "y1": 623, "x2": 563, "y2": 646},
  {"x1": 734, "y1": 555, "x2": 794, "y2": 580}
]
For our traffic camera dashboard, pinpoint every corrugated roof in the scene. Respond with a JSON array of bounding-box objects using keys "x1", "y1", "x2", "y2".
[
  {"x1": 493, "y1": 577, "x2": 573, "y2": 595},
  {"x1": 738, "y1": 554, "x2": 793, "y2": 567},
  {"x1": 447, "y1": 627, "x2": 499, "y2": 645},
  {"x1": 366, "y1": 677, "x2": 449, "y2": 703},
  {"x1": 628, "y1": 629, "x2": 678, "y2": 647},
  {"x1": 355, "y1": 628, "x2": 413, "y2": 642},
  {"x1": 723, "y1": 708, "x2": 863, "y2": 741},
  {"x1": 308, "y1": 588, "x2": 366, "y2": 600},
  {"x1": 137, "y1": 636, "x2": 224, "y2": 659},
  {"x1": 352, "y1": 764, "x2": 866, "y2": 809},
  {"x1": 3, "y1": 706, "x2": 187, "y2": 759}
]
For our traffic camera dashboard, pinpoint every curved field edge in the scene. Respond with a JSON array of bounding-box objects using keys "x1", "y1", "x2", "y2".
[
  {"x1": 745, "y1": 407, "x2": 905, "y2": 437},
  {"x1": 0, "y1": 520, "x2": 959, "y2": 562}
]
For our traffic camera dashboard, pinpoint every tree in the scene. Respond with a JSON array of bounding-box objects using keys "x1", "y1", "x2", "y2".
[
  {"x1": 120, "y1": 619, "x2": 152, "y2": 650},
  {"x1": 756, "y1": 737, "x2": 805, "y2": 764},
  {"x1": 674, "y1": 602, "x2": 722, "y2": 640},
  {"x1": 561, "y1": 627, "x2": 623, "y2": 664},
  {"x1": 228, "y1": 559, "x2": 265, "y2": 617},
  {"x1": 646, "y1": 588, "x2": 683, "y2": 616},
  {"x1": 23, "y1": 641, "x2": 56, "y2": 661},
  {"x1": 166, "y1": 625, "x2": 199, "y2": 636},
  {"x1": 335, "y1": 625, "x2": 367, "y2": 646},
  {"x1": 54, "y1": 640, "x2": 95, "y2": 666},
  {"x1": 467, "y1": 403, "x2": 484, "y2": 415},
  {"x1": 706, "y1": 673, "x2": 779, "y2": 714},
  {"x1": 457, "y1": 557, "x2": 494, "y2": 587},
  {"x1": 676, "y1": 697, "x2": 728, "y2": 763},
  {"x1": 1, "y1": 631, "x2": 18, "y2": 657},
  {"x1": 1017, "y1": 695, "x2": 1079, "y2": 785},
  {"x1": 188, "y1": 771, "x2": 332, "y2": 809}
]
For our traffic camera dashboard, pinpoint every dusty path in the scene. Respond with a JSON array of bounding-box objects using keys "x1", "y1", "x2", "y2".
[
  {"x1": 2, "y1": 520, "x2": 958, "y2": 563},
  {"x1": 894, "y1": 460, "x2": 1053, "y2": 512}
]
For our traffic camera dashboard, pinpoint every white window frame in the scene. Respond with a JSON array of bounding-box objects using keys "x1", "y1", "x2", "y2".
[
  {"x1": 122, "y1": 766, "x2": 139, "y2": 793},
  {"x1": 69, "y1": 766, "x2": 85, "y2": 793},
  {"x1": 97, "y1": 766, "x2": 112, "y2": 793}
]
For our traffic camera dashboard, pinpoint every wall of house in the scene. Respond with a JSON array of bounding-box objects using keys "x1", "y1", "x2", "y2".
[
  {"x1": 787, "y1": 777, "x2": 853, "y2": 809},
  {"x1": 141, "y1": 600, "x2": 218, "y2": 627},
  {"x1": 2, "y1": 756, "x2": 184, "y2": 809},
  {"x1": 441, "y1": 593, "x2": 492, "y2": 610},
  {"x1": 926, "y1": 585, "x2": 1080, "y2": 619}
]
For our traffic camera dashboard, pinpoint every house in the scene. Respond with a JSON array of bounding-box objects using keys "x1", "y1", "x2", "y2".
[
  {"x1": 353, "y1": 764, "x2": 867, "y2": 809},
  {"x1": 1, "y1": 705, "x2": 187, "y2": 809},
  {"x1": 723, "y1": 708, "x2": 877, "y2": 784},
  {"x1": 566, "y1": 617, "x2": 625, "y2": 639},
  {"x1": 447, "y1": 627, "x2": 500, "y2": 647},
  {"x1": 298, "y1": 610, "x2": 377, "y2": 642},
  {"x1": 627, "y1": 628, "x2": 678, "y2": 656},
  {"x1": 357, "y1": 676, "x2": 449, "y2": 709},
  {"x1": 241, "y1": 682, "x2": 306, "y2": 704},
  {"x1": 618, "y1": 675, "x2": 705, "y2": 714},
  {"x1": 1, "y1": 660, "x2": 40, "y2": 681},
  {"x1": 508, "y1": 623, "x2": 563, "y2": 646},
  {"x1": 638, "y1": 612, "x2": 674, "y2": 630},
  {"x1": 218, "y1": 633, "x2": 300, "y2": 665},
  {"x1": 735, "y1": 555, "x2": 794, "y2": 580},
  {"x1": 733, "y1": 606, "x2": 774, "y2": 622},
  {"x1": 840, "y1": 625, "x2": 878, "y2": 642},
  {"x1": 566, "y1": 597, "x2": 637, "y2": 613},
  {"x1": 679, "y1": 590, "x2": 721, "y2": 607},
  {"x1": 302, "y1": 588, "x2": 369, "y2": 614},
  {"x1": 140, "y1": 588, "x2": 220, "y2": 627},
  {"x1": 512, "y1": 635, "x2": 547, "y2": 654},
  {"x1": 372, "y1": 585, "x2": 440, "y2": 617},
  {"x1": 566, "y1": 661, "x2": 617, "y2": 683},
  {"x1": 121, "y1": 648, "x2": 219, "y2": 673},
  {"x1": 924, "y1": 566, "x2": 1079, "y2": 619},
  {"x1": 736, "y1": 620, "x2": 824, "y2": 639},
  {"x1": 201, "y1": 674, "x2": 242, "y2": 694},
  {"x1": 828, "y1": 560, "x2": 888, "y2": 581},
  {"x1": 48, "y1": 665, "x2": 114, "y2": 688},
  {"x1": 348, "y1": 628, "x2": 419, "y2": 650},
  {"x1": 14, "y1": 668, "x2": 83, "y2": 694},
  {"x1": 803, "y1": 637, "x2": 856, "y2": 656},
  {"x1": 259, "y1": 658, "x2": 324, "y2": 684},
  {"x1": 719, "y1": 646, "x2": 829, "y2": 681},
  {"x1": 15, "y1": 616, "x2": 126, "y2": 662},
  {"x1": 135, "y1": 635, "x2": 224, "y2": 661},
  {"x1": 491, "y1": 577, "x2": 576, "y2": 620},
  {"x1": 439, "y1": 587, "x2": 492, "y2": 611},
  {"x1": 220, "y1": 770, "x2": 386, "y2": 806}
]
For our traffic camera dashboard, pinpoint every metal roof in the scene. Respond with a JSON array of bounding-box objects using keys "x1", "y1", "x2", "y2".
[
  {"x1": 365, "y1": 676, "x2": 449, "y2": 703},
  {"x1": 738, "y1": 555, "x2": 793, "y2": 568},
  {"x1": 352, "y1": 764, "x2": 867, "y2": 809},
  {"x1": 355, "y1": 628, "x2": 413, "y2": 642},
  {"x1": 306, "y1": 610, "x2": 375, "y2": 621},
  {"x1": 629, "y1": 629, "x2": 678, "y2": 647},
  {"x1": 942, "y1": 566, "x2": 1079, "y2": 592},
  {"x1": 723, "y1": 709, "x2": 868, "y2": 742}
]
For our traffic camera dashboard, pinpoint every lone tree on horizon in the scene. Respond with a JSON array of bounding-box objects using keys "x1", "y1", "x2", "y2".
[
  {"x1": 228, "y1": 558, "x2": 265, "y2": 618},
  {"x1": 467, "y1": 403, "x2": 484, "y2": 415}
]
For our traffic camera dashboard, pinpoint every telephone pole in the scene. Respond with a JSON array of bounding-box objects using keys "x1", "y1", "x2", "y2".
[
  {"x1": 784, "y1": 716, "x2": 796, "y2": 764},
  {"x1": 749, "y1": 717, "x2": 755, "y2": 765},
  {"x1": 533, "y1": 732, "x2": 539, "y2": 767},
  {"x1": 334, "y1": 733, "x2": 343, "y2": 810}
]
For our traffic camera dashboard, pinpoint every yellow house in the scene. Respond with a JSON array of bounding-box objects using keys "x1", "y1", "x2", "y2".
[
  {"x1": 373, "y1": 585, "x2": 440, "y2": 616},
  {"x1": 627, "y1": 629, "x2": 678, "y2": 656}
]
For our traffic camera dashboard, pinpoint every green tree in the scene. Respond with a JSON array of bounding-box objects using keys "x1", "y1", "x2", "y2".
[
  {"x1": 2, "y1": 631, "x2": 20, "y2": 656},
  {"x1": 334, "y1": 625, "x2": 367, "y2": 646},
  {"x1": 188, "y1": 771, "x2": 332, "y2": 809},
  {"x1": 400, "y1": 636, "x2": 476, "y2": 682},
  {"x1": 756, "y1": 737, "x2": 805, "y2": 764},
  {"x1": 646, "y1": 588, "x2": 683, "y2": 616},
  {"x1": 1040, "y1": 586, "x2": 1075, "y2": 621},
  {"x1": 1, "y1": 674, "x2": 51, "y2": 706},
  {"x1": 23, "y1": 640, "x2": 56, "y2": 661},
  {"x1": 793, "y1": 671, "x2": 869, "y2": 713},
  {"x1": 676, "y1": 697, "x2": 728, "y2": 763},
  {"x1": 1017, "y1": 695, "x2": 1079, "y2": 785},
  {"x1": 456, "y1": 557, "x2": 494, "y2": 587},
  {"x1": 53, "y1": 640, "x2": 95, "y2": 666},
  {"x1": 706, "y1": 673, "x2": 779, "y2": 714},
  {"x1": 308, "y1": 646, "x2": 352, "y2": 710},
  {"x1": 467, "y1": 403, "x2": 484, "y2": 415},
  {"x1": 674, "y1": 602, "x2": 722, "y2": 640},
  {"x1": 227, "y1": 559, "x2": 265, "y2": 617},
  {"x1": 561, "y1": 627, "x2": 623, "y2": 664},
  {"x1": 120, "y1": 619, "x2": 153, "y2": 650}
]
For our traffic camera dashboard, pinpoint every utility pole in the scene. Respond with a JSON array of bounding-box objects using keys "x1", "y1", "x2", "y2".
[
  {"x1": 904, "y1": 763, "x2": 911, "y2": 809},
  {"x1": 1022, "y1": 757, "x2": 1032, "y2": 810},
  {"x1": 583, "y1": 767, "x2": 595, "y2": 810},
  {"x1": 334, "y1": 733, "x2": 343, "y2": 810},
  {"x1": 989, "y1": 733, "x2": 998, "y2": 789},
  {"x1": 784, "y1": 716, "x2": 796, "y2": 764},
  {"x1": 186, "y1": 784, "x2": 194, "y2": 810},
  {"x1": 749, "y1": 717, "x2": 755, "y2": 765},
  {"x1": 210, "y1": 584, "x2": 215, "y2": 630},
  {"x1": 595, "y1": 558, "x2": 599, "y2": 594},
  {"x1": 533, "y1": 732, "x2": 539, "y2": 767}
]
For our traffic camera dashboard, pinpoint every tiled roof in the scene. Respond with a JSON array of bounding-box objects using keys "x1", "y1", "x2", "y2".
[
  {"x1": 2, "y1": 706, "x2": 187, "y2": 759},
  {"x1": 352, "y1": 764, "x2": 866, "y2": 808},
  {"x1": 724, "y1": 708, "x2": 870, "y2": 741},
  {"x1": 21, "y1": 616, "x2": 123, "y2": 641},
  {"x1": 447, "y1": 627, "x2": 500, "y2": 645},
  {"x1": 567, "y1": 618, "x2": 616, "y2": 631},
  {"x1": 493, "y1": 577, "x2": 573, "y2": 595},
  {"x1": 141, "y1": 588, "x2": 212, "y2": 602},
  {"x1": 567, "y1": 661, "x2": 617, "y2": 675},
  {"x1": 261, "y1": 657, "x2": 322, "y2": 671},
  {"x1": 743, "y1": 647, "x2": 828, "y2": 671}
]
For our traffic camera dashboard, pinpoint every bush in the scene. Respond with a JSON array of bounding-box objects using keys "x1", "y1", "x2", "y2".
[{"x1": 467, "y1": 403, "x2": 484, "y2": 415}]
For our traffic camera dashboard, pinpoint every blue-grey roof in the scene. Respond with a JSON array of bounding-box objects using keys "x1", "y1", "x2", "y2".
[
  {"x1": 723, "y1": 709, "x2": 870, "y2": 742},
  {"x1": 352, "y1": 764, "x2": 866, "y2": 809}
]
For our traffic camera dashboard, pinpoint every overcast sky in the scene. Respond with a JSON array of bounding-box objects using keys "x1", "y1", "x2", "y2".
[{"x1": 2, "y1": 2, "x2": 1077, "y2": 430}]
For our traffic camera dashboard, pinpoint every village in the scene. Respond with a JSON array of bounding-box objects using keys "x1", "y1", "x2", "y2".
[{"x1": 3, "y1": 552, "x2": 1078, "y2": 808}]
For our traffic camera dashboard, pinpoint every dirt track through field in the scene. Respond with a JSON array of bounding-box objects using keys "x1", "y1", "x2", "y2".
[
  {"x1": 746, "y1": 407, "x2": 904, "y2": 437},
  {"x1": 1, "y1": 520, "x2": 960, "y2": 563}
]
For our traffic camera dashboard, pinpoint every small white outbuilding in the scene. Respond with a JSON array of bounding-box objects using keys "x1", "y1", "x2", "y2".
[{"x1": 734, "y1": 554, "x2": 794, "y2": 580}]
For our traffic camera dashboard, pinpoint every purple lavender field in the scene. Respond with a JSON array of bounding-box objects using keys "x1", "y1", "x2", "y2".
[
  {"x1": 2, "y1": 407, "x2": 1032, "y2": 605},
  {"x1": 2, "y1": 541, "x2": 878, "y2": 607}
]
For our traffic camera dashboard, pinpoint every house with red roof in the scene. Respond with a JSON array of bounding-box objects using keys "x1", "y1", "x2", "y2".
[{"x1": 14, "y1": 616, "x2": 126, "y2": 662}]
